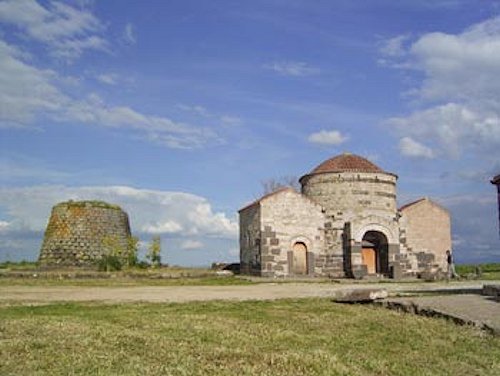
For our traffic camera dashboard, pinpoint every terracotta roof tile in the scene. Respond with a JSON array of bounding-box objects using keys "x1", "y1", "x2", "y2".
[{"x1": 310, "y1": 153, "x2": 384, "y2": 174}]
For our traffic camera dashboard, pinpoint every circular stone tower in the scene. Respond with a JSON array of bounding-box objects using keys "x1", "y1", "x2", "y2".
[
  {"x1": 38, "y1": 200, "x2": 131, "y2": 267},
  {"x1": 299, "y1": 153, "x2": 398, "y2": 218},
  {"x1": 299, "y1": 153, "x2": 399, "y2": 278}
]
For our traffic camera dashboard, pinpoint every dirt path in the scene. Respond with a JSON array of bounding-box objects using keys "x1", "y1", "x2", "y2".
[{"x1": 0, "y1": 281, "x2": 488, "y2": 304}]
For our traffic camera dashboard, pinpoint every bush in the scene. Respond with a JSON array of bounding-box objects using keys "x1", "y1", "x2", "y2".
[
  {"x1": 146, "y1": 236, "x2": 162, "y2": 268},
  {"x1": 96, "y1": 255, "x2": 123, "y2": 272}
]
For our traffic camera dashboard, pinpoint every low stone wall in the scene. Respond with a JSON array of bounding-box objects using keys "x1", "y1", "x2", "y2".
[{"x1": 38, "y1": 200, "x2": 131, "y2": 267}]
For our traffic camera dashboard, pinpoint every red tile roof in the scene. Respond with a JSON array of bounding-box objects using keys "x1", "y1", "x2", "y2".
[
  {"x1": 299, "y1": 153, "x2": 395, "y2": 184},
  {"x1": 310, "y1": 153, "x2": 384, "y2": 174}
]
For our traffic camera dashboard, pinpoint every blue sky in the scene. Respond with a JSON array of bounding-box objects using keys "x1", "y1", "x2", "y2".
[{"x1": 1, "y1": 0, "x2": 499, "y2": 266}]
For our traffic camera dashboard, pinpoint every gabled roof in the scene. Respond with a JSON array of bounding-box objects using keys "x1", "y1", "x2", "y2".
[
  {"x1": 238, "y1": 187, "x2": 295, "y2": 212},
  {"x1": 399, "y1": 197, "x2": 449, "y2": 213}
]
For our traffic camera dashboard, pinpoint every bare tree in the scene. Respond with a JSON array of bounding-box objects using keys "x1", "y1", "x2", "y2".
[{"x1": 261, "y1": 175, "x2": 300, "y2": 195}]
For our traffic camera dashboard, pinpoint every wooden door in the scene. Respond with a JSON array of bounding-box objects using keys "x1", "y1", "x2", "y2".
[
  {"x1": 361, "y1": 248, "x2": 376, "y2": 274},
  {"x1": 292, "y1": 242, "x2": 307, "y2": 275}
]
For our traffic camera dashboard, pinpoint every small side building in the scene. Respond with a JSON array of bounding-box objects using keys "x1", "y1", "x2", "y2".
[
  {"x1": 239, "y1": 188, "x2": 325, "y2": 277},
  {"x1": 399, "y1": 198, "x2": 452, "y2": 272}
]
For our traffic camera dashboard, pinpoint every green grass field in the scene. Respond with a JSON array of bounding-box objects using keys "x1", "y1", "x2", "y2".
[
  {"x1": 1, "y1": 299, "x2": 499, "y2": 376},
  {"x1": 456, "y1": 263, "x2": 500, "y2": 280}
]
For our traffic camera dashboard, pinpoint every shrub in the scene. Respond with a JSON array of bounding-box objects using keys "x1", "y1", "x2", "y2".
[
  {"x1": 146, "y1": 236, "x2": 162, "y2": 268},
  {"x1": 96, "y1": 255, "x2": 123, "y2": 271}
]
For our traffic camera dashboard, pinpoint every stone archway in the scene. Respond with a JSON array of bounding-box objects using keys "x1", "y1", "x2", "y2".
[
  {"x1": 361, "y1": 231, "x2": 389, "y2": 275},
  {"x1": 291, "y1": 242, "x2": 308, "y2": 275}
]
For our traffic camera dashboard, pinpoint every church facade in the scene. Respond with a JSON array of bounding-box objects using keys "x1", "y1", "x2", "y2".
[{"x1": 239, "y1": 153, "x2": 451, "y2": 279}]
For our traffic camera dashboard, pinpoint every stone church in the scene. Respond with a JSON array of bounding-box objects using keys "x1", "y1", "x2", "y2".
[{"x1": 239, "y1": 153, "x2": 451, "y2": 279}]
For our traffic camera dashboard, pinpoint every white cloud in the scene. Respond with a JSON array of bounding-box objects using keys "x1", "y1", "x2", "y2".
[
  {"x1": 398, "y1": 137, "x2": 435, "y2": 159},
  {"x1": 96, "y1": 73, "x2": 118, "y2": 85},
  {"x1": 387, "y1": 103, "x2": 500, "y2": 158},
  {"x1": 143, "y1": 221, "x2": 183, "y2": 234},
  {"x1": 123, "y1": 23, "x2": 137, "y2": 45},
  {"x1": 265, "y1": 61, "x2": 320, "y2": 76},
  {"x1": 382, "y1": 16, "x2": 500, "y2": 159},
  {"x1": 0, "y1": 221, "x2": 10, "y2": 232},
  {"x1": 0, "y1": 0, "x2": 107, "y2": 59},
  {"x1": 379, "y1": 34, "x2": 410, "y2": 58},
  {"x1": 0, "y1": 38, "x2": 220, "y2": 148},
  {"x1": 180, "y1": 240, "x2": 204, "y2": 250},
  {"x1": 0, "y1": 39, "x2": 68, "y2": 126},
  {"x1": 177, "y1": 104, "x2": 210, "y2": 117},
  {"x1": 308, "y1": 130, "x2": 348, "y2": 146},
  {"x1": 0, "y1": 185, "x2": 238, "y2": 238},
  {"x1": 220, "y1": 115, "x2": 242, "y2": 126}
]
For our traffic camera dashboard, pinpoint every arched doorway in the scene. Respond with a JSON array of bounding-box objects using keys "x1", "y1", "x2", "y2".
[
  {"x1": 292, "y1": 242, "x2": 307, "y2": 275},
  {"x1": 361, "y1": 231, "x2": 389, "y2": 275}
]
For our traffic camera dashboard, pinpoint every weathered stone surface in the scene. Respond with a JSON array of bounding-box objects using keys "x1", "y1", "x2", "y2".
[
  {"x1": 333, "y1": 288, "x2": 388, "y2": 303},
  {"x1": 483, "y1": 284, "x2": 500, "y2": 301},
  {"x1": 38, "y1": 200, "x2": 131, "y2": 267},
  {"x1": 399, "y1": 198, "x2": 451, "y2": 270}
]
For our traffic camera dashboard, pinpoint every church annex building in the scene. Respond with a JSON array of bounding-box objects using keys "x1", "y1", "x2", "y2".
[{"x1": 239, "y1": 153, "x2": 451, "y2": 279}]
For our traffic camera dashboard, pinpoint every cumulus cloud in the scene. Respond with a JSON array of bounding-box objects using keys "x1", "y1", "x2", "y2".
[
  {"x1": 180, "y1": 240, "x2": 204, "y2": 250},
  {"x1": 398, "y1": 137, "x2": 435, "y2": 159},
  {"x1": 0, "y1": 185, "x2": 238, "y2": 260},
  {"x1": 0, "y1": 0, "x2": 107, "y2": 59},
  {"x1": 382, "y1": 16, "x2": 500, "y2": 159},
  {"x1": 388, "y1": 102, "x2": 500, "y2": 158},
  {"x1": 265, "y1": 61, "x2": 320, "y2": 76},
  {"x1": 0, "y1": 185, "x2": 238, "y2": 237},
  {"x1": 308, "y1": 130, "x2": 348, "y2": 146}
]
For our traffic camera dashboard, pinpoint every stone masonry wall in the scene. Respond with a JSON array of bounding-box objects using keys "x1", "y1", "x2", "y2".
[
  {"x1": 259, "y1": 189, "x2": 325, "y2": 277},
  {"x1": 38, "y1": 200, "x2": 131, "y2": 267},
  {"x1": 239, "y1": 204, "x2": 261, "y2": 275},
  {"x1": 302, "y1": 171, "x2": 399, "y2": 277},
  {"x1": 399, "y1": 198, "x2": 451, "y2": 271}
]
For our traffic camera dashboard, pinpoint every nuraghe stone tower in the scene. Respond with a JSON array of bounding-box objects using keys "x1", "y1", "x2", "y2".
[{"x1": 38, "y1": 200, "x2": 131, "y2": 267}]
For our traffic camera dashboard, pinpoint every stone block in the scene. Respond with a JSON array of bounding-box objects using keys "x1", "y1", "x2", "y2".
[
  {"x1": 390, "y1": 263, "x2": 403, "y2": 280},
  {"x1": 351, "y1": 265, "x2": 367, "y2": 279},
  {"x1": 333, "y1": 288, "x2": 388, "y2": 303},
  {"x1": 482, "y1": 285, "x2": 500, "y2": 301}
]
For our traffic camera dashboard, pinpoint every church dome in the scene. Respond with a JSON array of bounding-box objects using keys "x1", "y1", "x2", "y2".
[{"x1": 310, "y1": 153, "x2": 384, "y2": 174}]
